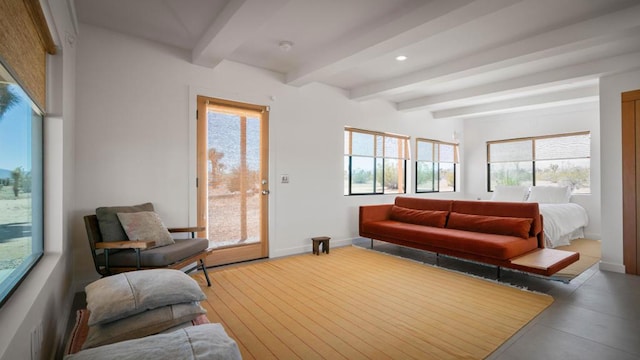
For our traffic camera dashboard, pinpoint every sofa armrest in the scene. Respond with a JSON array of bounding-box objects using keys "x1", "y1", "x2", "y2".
[
  {"x1": 359, "y1": 204, "x2": 393, "y2": 234},
  {"x1": 360, "y1": 204, "x2": 393, "y2": 222},
  {"x1": 537, "y1": 215, "x2": 545, "y2": 248}
]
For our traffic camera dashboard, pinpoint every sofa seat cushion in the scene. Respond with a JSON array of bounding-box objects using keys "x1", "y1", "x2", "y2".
[
  {"x1": 389, "y1": 206, "x2": 448, "y2": 228},
  {"x1": 362, "y1": 220, "x2": 537, "y2": 260},
  {"x1": 97, "y1": 238, "x2": 209, "y2": 267}
]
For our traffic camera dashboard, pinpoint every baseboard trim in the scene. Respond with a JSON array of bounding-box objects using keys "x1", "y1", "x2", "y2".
[
  {"x1": 599, "y1": 261, "x2": 626, "y2": 273},
  {"x1": 270, "y1": 238, "x2": 355, "y2": 258},
  {"x1": 583, "y1": 232, "x2": 601, "y2": 240}
]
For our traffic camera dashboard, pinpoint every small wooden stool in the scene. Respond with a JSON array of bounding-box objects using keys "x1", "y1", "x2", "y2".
[{"x1": 311, "y1": 236, "x2": 330, "y2": 255}]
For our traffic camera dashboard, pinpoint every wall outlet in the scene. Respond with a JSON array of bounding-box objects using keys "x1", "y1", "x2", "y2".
[
  {"x1": 30, "y1": 322, "x2": 42, "y2": 360},
  {"x1": 280, "y1": 174, "x2": 289, "y2": 184}
]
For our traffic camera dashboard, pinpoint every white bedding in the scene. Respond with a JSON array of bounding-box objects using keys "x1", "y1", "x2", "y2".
[{"x1": 539, "y1": 203, "x2": 589, "y2": 248}]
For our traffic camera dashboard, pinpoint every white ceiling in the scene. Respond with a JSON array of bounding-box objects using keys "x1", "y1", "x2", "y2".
[{"x1": 74, "y1": 0, "x2": 640, "y2": 119}]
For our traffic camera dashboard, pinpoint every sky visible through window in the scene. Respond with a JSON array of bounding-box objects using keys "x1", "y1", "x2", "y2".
[
  {"x1": 0, "y1": 76, "x2": 43, "y2": 307},
  {"x1": 207, "y1": 112, "x2": 260, "y2": 172},
  {"x1": 0, "y1": 84, "x2": 32, "y2": 174}
]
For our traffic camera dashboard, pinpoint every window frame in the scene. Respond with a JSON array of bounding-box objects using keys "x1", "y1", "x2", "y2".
[
  {"x1": 415, "y1": 138, "x2": 459, "y2": 193},
  {"x1": 0, "y1": 0, "x2": 53, "y2": 309},
  {"x1": 0, "y1": 59, "x2": 44, "y2": 308},
  {"x1": 344, "y1": 127, "x2": 410, "y2": 196},
  {"x1": 486, "y1": 131, "x2": 591, "y2": 193}
]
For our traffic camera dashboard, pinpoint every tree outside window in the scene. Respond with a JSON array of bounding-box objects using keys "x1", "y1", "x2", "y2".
[
  {"x1": 416, "y1": 139, "x2": 458, "y2": 193},
  {"x1": 344, "y1": 128, "x2": 409, "y2": 195},
  {"x1": 487, "y1": 132, "x2": 590, "y2": 193}
]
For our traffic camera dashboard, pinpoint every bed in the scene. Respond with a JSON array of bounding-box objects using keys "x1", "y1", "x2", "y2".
[
  {"x1": 538, "y1": 203, "x2": 589, "y2": 248},
  {"x1": 491, "y1": 185, "x2": 589, "y2": 248}
]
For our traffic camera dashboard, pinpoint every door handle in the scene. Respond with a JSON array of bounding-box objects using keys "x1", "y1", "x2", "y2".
[{"x1": 262, "y1": 190, "x2": 270, "y2": 195}]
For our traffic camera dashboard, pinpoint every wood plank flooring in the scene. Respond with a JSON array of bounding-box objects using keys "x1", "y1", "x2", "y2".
[{"x1": 192, "y1": 246, "x2": 553, "y2": 360}]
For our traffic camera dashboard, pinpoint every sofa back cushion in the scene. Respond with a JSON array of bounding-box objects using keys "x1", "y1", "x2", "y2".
[
  {"x1": 394, "y1": 197, "x2": 453, "y2": 211},
  {"x1": 389, "y1": 206, "x2": 448, "y2": 228},
  {"x1": 446, "y1": 212, "x2": 533, "y2": 239},
  {"x1": 451, "y1": 200, "x2": 541, "y2": 238}
]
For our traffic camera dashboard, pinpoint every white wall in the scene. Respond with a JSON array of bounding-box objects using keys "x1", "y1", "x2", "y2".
[
  {"x1": 0, "y1": 0, "x2": 77, "y2": 358},
  {"x1": 600, "y1": 69, "x2": 640, "y2": 273},
  {"x1": 73, "y1": 24, "x2": 461, "y2": 285},
  {"x1": 462, "y1": 101, "x2": 601, "y2": 239}
]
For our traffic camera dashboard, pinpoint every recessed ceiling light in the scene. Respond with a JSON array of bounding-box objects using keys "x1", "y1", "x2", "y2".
[
  {"x1": 395, "y1": 55, "x2": 407, "y2": 61},
  {"x1": 279, "y1": 40, "x2": 294, "y2": 52}
]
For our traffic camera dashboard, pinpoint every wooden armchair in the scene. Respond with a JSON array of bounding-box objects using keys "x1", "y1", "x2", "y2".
[{"x1": 84, "y1": 214, "x2": 212, "y2": 286}]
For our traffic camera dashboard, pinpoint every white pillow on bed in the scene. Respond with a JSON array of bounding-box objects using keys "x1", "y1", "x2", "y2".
[
  {"x1": 490, "y1": 185, "x2": 530, "y2": 202},
  {"x1": 527, "y1": 186, "x2": 571, "y2": 204}
]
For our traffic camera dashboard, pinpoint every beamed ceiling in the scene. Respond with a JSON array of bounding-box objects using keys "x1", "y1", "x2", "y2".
[{"x1": 75, "y1": 0, "x2": 640, "y2": 119}]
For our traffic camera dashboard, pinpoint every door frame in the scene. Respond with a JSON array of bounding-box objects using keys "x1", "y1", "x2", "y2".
[
  {"x1": 196, "y1": 95, "x2": 269, "y2": 266},
  {"x1": 622, "y1": 89, "x2": 640, "y2": 274}
]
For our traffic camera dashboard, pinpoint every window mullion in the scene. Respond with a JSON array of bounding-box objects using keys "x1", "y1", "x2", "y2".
[
  {"x1": 348, "y1": 156, "x2": 353, "y2": 195},
  {"x1": 527, "y1": 160, "x2": 534, "y2": 188},
  {"x1": 345, "y1": 127, "x2": 409, "y2": 196}
]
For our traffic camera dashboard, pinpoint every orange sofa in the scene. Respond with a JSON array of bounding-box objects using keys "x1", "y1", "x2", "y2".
[{"x1": 359, "y1": 197, "x2": 579, "y2": 276}]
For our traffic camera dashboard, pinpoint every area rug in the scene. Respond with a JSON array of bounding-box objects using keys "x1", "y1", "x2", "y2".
[
  {"x1": 192, "y1": 246, "x2": 553, "y2": 360},
  {"x1": 553, "y1": 238, "x2": 601, "y2": 279}
]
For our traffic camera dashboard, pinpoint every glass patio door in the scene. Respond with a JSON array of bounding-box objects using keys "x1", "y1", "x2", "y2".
[{"x1": 197, "y1": 96, "x2": 269, "y2": 266}]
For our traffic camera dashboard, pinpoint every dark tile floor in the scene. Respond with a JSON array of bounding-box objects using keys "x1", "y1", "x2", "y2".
[{"x1": 352, "y1": 238, "x2": 640, "y2": 360}]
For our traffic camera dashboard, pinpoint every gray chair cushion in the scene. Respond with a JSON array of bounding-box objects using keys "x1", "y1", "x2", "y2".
[
  {"x1": 95, "y1": 203, "x2": 154, "y2": 242},
  {"x1": 98, "y1": 238, "x2": 209, "y2": 267}
]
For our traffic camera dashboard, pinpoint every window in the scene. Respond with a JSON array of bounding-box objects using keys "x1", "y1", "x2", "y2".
[
  {"x1": 0, "y1": 0, "x2": 52, "y2": 308},
  {"x1": 0, "y1": 62, "x2": 44, "y2": 307},
  {"x1": 344, "y1": 127, "x2": 409, "y2": 195},
  {"x1": 416, "y1": 139, "x2": 458, "y2": 193},
  {"x1": 487, "y1": 132, "x2": 590, "y2": 193}
]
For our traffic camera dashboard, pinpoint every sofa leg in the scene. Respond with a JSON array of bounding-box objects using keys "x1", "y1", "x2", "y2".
[
  {"x1": 200, "y1": 259, "x2": 212, "y2": 287},
  {"x1": 370, "y1": 239, "x2": 374, "y2": 249},
  {"x1": 496, "y1": 266, "x2": 501, "y2": 280},
  {"x1": 436, "y1": 253, "x2": 440, "y2": 266}
]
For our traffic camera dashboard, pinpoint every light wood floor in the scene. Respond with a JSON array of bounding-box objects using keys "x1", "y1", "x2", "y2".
[
  {"x1": 351, "y1": 239, "x2": 640, "y2": 360},
  {"x1": 193, "y1": 246, "x2": 552, "y2": 360}
]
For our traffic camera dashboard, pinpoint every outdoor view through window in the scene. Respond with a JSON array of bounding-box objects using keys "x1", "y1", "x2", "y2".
[
  {"x1": 0, "y1": 63, "x2": 43, "y2": 306},
  {"x1": 207, "y1": 110, "x2": 260, "y2": 248},
  {"x1": 344, "y1": 128, "x2": 409, "y2": 195},
  {"x1": 487, "y1": 132, "x2": 590, "y2": 193}
]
